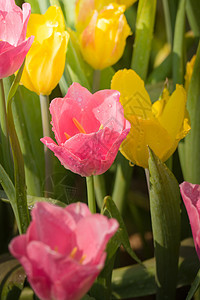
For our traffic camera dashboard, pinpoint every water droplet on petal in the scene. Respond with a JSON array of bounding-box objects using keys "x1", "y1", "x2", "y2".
[{"x1": 129, "y1": 161, "x2": 135, "y2": 167}]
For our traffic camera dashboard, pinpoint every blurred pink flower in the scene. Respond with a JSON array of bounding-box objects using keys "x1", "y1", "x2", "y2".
[
  {"x1": 180, "y1": 181, "x2": 200, "y2": 259},
  {"x1": 0, "y1": 0, "x2": 34, "y2": 78},
  {"x1": 41, "y1": 82, "x2": 130, "y2": 177},
  {"x1": 9, "y1": 201, "x2": 118, "y2": 300}
]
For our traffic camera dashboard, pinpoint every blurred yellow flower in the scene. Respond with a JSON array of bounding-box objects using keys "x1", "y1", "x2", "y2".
[
  {"x1": 20, "y1": 6, "x2": 69, "y2": 95},
  {"x1": 79, "y1": 4, "x2": 131, "y2": 70},
  {"x1": 111, "y1": 69, "x2": 191, "y2": 168},
  {"x1": 185, "y1": 55, "x2": 196, "y2": 92},
  {"x1": 75, "y1": 0, "x2": 137, "y2": 32}
]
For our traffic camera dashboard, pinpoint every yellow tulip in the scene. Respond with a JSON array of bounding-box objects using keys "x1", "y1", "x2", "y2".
[
  {"x1": 184, "y1": 55, "x2": 196, "y2": 92},
  {"x1": 79, "y1": 4, "x2": 131, "y2": 70},
  {"x1": 20, "y1": 6, "x2": 69, "y2": 95},
  {"x1": 111, "y1": 69, "x2": 191, "y2": 168},
  {"x1": 75, "y1": 0, "x2": 137, "y2": 32}
]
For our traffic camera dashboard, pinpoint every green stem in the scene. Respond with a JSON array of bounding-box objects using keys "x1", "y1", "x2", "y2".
[
  {"x1": 92, "y1": 69, "x2": 107, "y2": 208},
  {"x1": 92, "y1": 69, "x2": 101, "y2": 93},
  {"x1": 93, "y1": 175, "x2": 107, "y2": 209},
  {"x1": 86, "y1": 176, "x2": 96, "y2": 213},
  {"x1": 40, "y1": 94, "x2": 53, "y2": 197},
  {"x1": 0, "y1": 79, "x2": 13, "y2": 179}
]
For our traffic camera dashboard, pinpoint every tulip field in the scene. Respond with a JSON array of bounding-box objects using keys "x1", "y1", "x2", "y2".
[{"x1": 0, "y1": 0, "x2": 200, "y2": 299}]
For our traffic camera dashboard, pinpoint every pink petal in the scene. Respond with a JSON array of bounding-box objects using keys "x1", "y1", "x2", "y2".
[
  {"x1": 41, "y1": 127, "x2": 124, "y2": 177},
  {"x1": 19, "y1": 3, "x2": 31, "y2": 43},
  {"x1": 31, "y1": 202, "x2": 77, "y2": 255},
  {"x1": 65, "y1": 202, "x2": 91, "y2": 222},
  {"x1": 75, "y1": 215, "x2": 119, "y2": 264},
  {"x1": 49, "y1": 83, "x2": 124, "y2": 145},
  {"x1": 0, "y1": 0, "x2": 18, "y2": 11},
  {"x1": 0, "y1": 36, "x2": 34, "y2": 79},
  {"x1": 180, "y1": 181, "x2": 200, "y2": 259},
  {"x1": 9, "y1": 234, "x2": 27, "y2": 258}
]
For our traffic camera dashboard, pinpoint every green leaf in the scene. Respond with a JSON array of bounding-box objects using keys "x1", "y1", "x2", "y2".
[
  {"x1": 62, "y1": 0, "x2": 76, "y2": 29},
  {"x1": 0, "y1": 254, "x2": 26, "y2": 300},
  {"x1": 11, "y1": 86, "x2": 44, "y2": 197},
  {"x1": 148, "y1": 148, "x2": 181, "y2": 300},
  {"x1": 81, "y1": 295, "x2": 96, "y2": 300},
  {"x1": 7, "y1": 62, "x2": 30, "y2": 234},
  {"x1": 162, "y1": 0, "x2": 178, "y2": 45},
  {"x1": 186, "y1": 0, "x2": 200, "y2": 37},
  {"x1": 172, "y1": 0, "x2": 186, "y2": 86},
  {"x1": 112, "y1": 238, "x2": 200, "y2": 299},
  {"x1": 179, "y1": 41, "x2": 200, "y2": 184},
  {"x1": 102, "y1": 196, "x2": 141, "y2": 264},
  {"x1": 147, "y1": 53, "x2": 172, "y2": 84},
  {"x1": 186, "y1": 268, "x2": 200, "y2": 300},
  {"x1": 131, "y1": 0, "x2": 157, "y2": 81},
  {"x1": 0, "y1": 190, "x2": 66, "y2": 209},
  {"x1": 65, "y1": 30, "x2": 92, "y2": 91}
]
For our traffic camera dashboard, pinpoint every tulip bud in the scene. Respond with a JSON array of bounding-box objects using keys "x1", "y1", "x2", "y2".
[
  {"x1": 20, "y1": 6, "x2": 69, "y2": 95},
  {"x1": 75, "y1": 0, "x2": 137, "y2": 33},
  {"x1": 79, "y1": 4, "x2": 131, "y2": 70}
]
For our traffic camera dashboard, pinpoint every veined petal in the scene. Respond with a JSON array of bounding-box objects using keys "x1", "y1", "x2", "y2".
[
  {"x1": 111, "y1": 69, "x2": 152, "y2": 120},
  {"x1": 120, "y1": 116, "x2": 173, "y2": 168},
  {"x1": 157, "y1": 84, "x2": 188, "y2": 141}
]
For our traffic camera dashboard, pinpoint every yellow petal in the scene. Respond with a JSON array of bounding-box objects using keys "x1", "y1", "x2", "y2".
[
  {"x1": 21, "y1": 31, "x2": 69, "y2": 95},
  {"x1": 79, "y1": 4, "x2": 131, "y2": 70},
  {"x1": 111, "y1": 69, "x2": 152, "y2": 119},
  {"x1": 27, "y1": 6, "x2": 65, "y2": 44},
  {"x1": 157, "y1": 84, "x2": 188, "y2": 141},
  {"x1": 120, "y1": 116, "x2": 174, "y2": 168}
]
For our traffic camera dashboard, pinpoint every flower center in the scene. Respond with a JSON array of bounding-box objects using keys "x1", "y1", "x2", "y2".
[
  {"x1": 64, "y1": 118, "x2": 86, "y2": 141},
  {"x1": 69, "y1": 247, "x2": 86, "y2": 264}
]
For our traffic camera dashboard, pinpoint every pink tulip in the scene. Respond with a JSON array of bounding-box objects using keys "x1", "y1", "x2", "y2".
[
  {"x1": 0, "y1": 0, "x2": 34, "y2": 79},
  {"x1": 41, "y1": 83, "x2": 130, "y2": 177},
  {"x1": 9, "y1": 201, "x2": 119, "y2": 300},
  {"x1": 180, "y1": 181, "x2": 200, "y2": 259}
]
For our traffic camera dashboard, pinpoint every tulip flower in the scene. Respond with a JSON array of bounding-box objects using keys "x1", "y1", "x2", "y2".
[
  {"x1": 180, "y1": 182, "x2": 200, "y2": 260},
  {"x1": 9, "y1": 201, "x2": 119, "y2": 300},
  {"x1": 0, "y1": 0, "x2": 34, "y2": 79},
  {"x1": 111, "y1": 69, "x2": 191, "y2": 168},
  {"x1": 40, "y1": 82, "x2": 130, "y2": 177},
  {"x1": 79, "y1": 4, "x2": 131, "y2": 70},
  {"x1": 75, "y1": 0, "x2": 137, "y2": 32},
  {"x1": 20, "y1": 5, "x2": 69, "y2": 95}
]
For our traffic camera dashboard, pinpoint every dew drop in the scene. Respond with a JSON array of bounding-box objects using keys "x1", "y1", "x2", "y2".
[{"x1": 129, "y1": 161, "x2": 135, "y2": 167}]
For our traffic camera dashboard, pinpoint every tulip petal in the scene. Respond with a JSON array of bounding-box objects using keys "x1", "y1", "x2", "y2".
[
  {"x1": 180, "y1": 182, "x2": 200, "y2": 259},
  {"x1": 41, "y1": 127, "x2": 125, "y2": 177},
  {"x1": 65, "y1": 202, "x2": 91, "y2": 222},
  {"x1": 9, "y1": 202, "x2": 118, "y2": 300},
  {"x1": 31, "y1": 202, "x2": 77, "y2": 255},
  {"x1": 21, "y1": 31, "x2": 69, "y2": 95},
  {"x1": 120, "y1": 117, "x2": 173, "y2": 168},
  {"x1": 157, "y1": 85, "x2": 188, "y2": 140},
  {"x1": 111, "y1": 69, "x2": 152, "y2": 119},
  {"x1": 76, "y1": 214, "x2": 119, "y2": 264},
  {"x1": 0, "y1": 36, "x2": 34, "y2": 79},
  {"x1": 50, "y1": 83, "x2": 124, "y2": 144}
]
